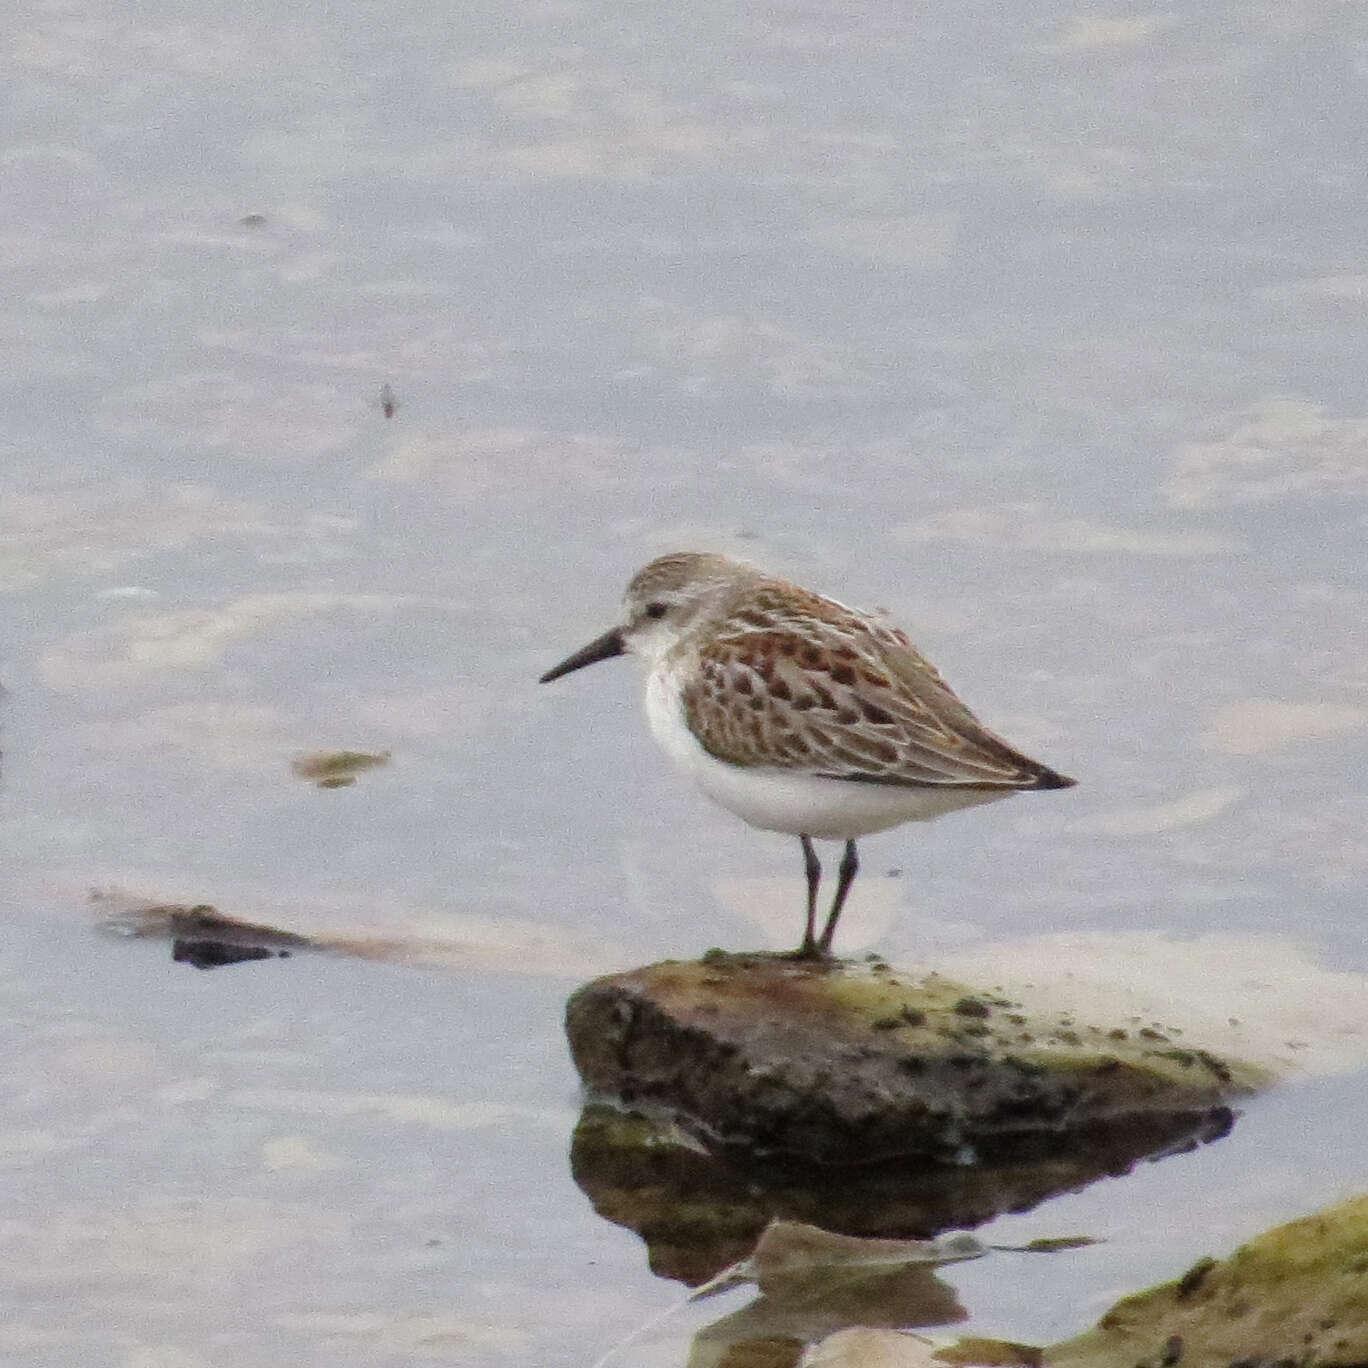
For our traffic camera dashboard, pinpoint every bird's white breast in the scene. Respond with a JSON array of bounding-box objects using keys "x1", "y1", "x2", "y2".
[{"x1": 643, "y1": 667, "x2": 1011, "y2": 841}]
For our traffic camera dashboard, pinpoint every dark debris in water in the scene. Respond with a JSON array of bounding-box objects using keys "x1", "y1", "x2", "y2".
[
  {"x1": 173, "y1": 938, "x2": 291, "y2": 970},
  {"x1": 95, "y1": 894, "x2": 311, "y2": 972}
]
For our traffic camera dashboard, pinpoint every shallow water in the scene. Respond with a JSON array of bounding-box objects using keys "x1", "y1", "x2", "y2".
[{"x1": 2, "y1": 0, "x2": 1367, "y2": 1363}]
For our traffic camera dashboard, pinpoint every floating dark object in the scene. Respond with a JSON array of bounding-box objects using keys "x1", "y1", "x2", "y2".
[
  {"x1": 239, "y1": 213, "x2": 267, "y2": 227},
  {"x1": 173, "y1": 938, "x2": 290, "y2": 970},
  {"x1": 96, "y1": 897, "x2": 312, "y2": 972},
  {"x1": 93, "y1": 891, "x2": 426, "y2": 972},
  {"x1": 379, "y1": 383, "x2": 399, "y2": 419},
  {"x1": 162, "y1": 905, "x2": 307, "y2": 970}
]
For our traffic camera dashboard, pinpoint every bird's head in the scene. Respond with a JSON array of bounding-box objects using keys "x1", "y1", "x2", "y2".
[{"x1": 539, "y1": 552, "x2": 752, "y2": 681}]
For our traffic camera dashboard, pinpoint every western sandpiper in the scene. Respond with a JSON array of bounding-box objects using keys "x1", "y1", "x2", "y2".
[{"x1": 540, "y1": 552, "x2": 1075, "y2": 958}]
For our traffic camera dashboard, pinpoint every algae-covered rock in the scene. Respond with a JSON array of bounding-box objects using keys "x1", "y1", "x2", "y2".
[
  {"x1": 565, "y1": 954, "x2": 1263, "y2": 1167},
  {"x1": 1044, "y1": 1194, "x2": 1368, "y2": 1368}
]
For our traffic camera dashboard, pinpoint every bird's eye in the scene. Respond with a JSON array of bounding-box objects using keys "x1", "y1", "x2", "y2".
[{"x1": 644, "y1": 601, "x2": 668, "y2": 620}]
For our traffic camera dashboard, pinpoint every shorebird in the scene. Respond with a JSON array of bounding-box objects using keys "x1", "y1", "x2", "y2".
[{"x1": 540, "y1": 552, "x2": 1075, "y2": 958}]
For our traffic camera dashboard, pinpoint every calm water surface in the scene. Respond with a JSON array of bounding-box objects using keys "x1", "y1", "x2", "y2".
[{"x1": 2, "y1": 0, "x2": 1367, "y2": 1363}]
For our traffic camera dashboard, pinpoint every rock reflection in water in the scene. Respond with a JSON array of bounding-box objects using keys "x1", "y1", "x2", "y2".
[
  {"x1": 690, "y1": 1263, "x2": 963, "y2": 1368},
  {"x1": 573, "y1": 1101, "x2": 1231, "y2": 1366},
  {"x1": 683, "y1": 1221, "x2": 986, "y2": 1368},
  {"x1": 569, "y1": 1102, "x2": 1233, "y2": 1287}
]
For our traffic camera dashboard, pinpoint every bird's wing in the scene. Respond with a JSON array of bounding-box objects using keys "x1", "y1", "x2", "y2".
[{"x1": 680, "y1": 589, "x2": 1068, "y2": 790}]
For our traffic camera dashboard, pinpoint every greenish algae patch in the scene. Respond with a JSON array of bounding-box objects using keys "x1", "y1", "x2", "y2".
[
  {"x1": 290, "y1": 749, "x2": 391, "y2": 788},
  {"x1": 1044, "y1": 1194, "x2": 1368, "y2": 1368},
  {"x1": 691, "y1": 952, "x2": 1267, "y2": 1094},
  {"x1": 565, "y1": 954, "x2": 1267, "y2": 1168}
]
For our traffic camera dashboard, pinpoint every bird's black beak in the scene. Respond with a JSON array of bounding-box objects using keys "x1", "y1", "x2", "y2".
[{"x1": 539, "y1": 627, "x2": 626, "y2": 683}]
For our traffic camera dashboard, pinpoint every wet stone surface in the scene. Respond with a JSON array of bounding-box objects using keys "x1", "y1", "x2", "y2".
[
  {"x1": 566, "y1": 954, "x2": 1262, "y2": 1168},
  {"x1": 1044, "y1": 1193, "x2": 1368, "y2": 1368}
]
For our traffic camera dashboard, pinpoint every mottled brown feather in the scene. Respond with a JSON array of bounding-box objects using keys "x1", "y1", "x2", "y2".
[{"x1": 679, "y1": 580, "x2": 1069, "y2": 790}]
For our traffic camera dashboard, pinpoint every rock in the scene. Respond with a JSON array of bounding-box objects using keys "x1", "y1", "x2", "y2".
[
  {"x1": 1044, "y1": 1193, "x2": 1368, "y2": 1368},
  {"x1": 564, "y1": 954, "x2": 1262, "y2": 1168}
]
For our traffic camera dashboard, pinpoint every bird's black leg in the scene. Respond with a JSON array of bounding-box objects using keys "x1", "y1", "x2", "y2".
[
  {"x1": 797, "y1": 835, "x2": 821, "y2": 957},
  {"x1": 816, "y1": 839, "x2": 859, "y2": 956}
]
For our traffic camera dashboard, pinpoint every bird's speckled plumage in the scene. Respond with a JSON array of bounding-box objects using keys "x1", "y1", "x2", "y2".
[
  {"x1": 540, "y1": 551, "x2": 1075, "y2": 956},
  {"x1": 627, "y1": 552, "x2": 1071, "y2": 792}
]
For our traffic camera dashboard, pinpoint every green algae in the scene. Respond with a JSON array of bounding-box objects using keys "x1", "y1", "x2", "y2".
[{"x1": 1046, "y1": 1194, "x2": 1368, "y2": 1368}]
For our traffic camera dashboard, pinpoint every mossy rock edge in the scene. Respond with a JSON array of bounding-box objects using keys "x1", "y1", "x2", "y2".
[
  {"x1": 1042, "y1": 1194, "x2": 1368, "y2": 1368},
  {"x1": 565, "y1": 954, "x2": 1266, "y2": 1167}
]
